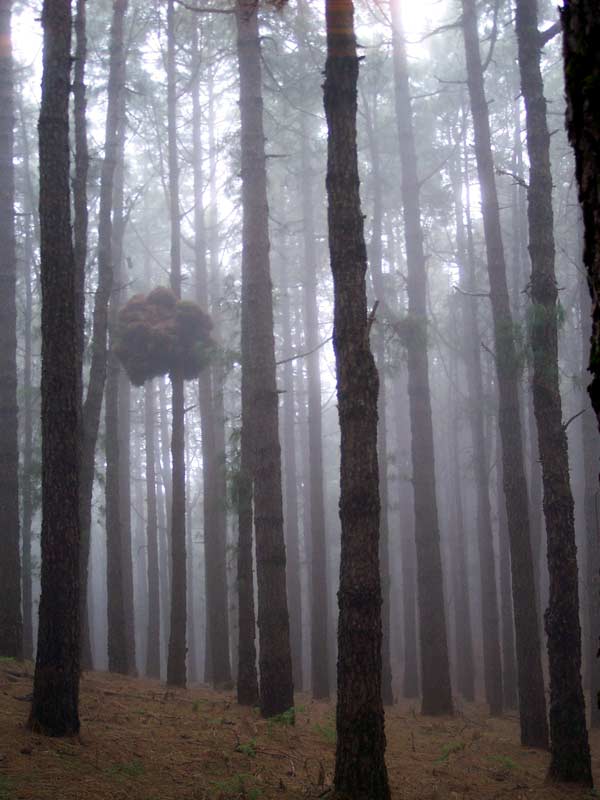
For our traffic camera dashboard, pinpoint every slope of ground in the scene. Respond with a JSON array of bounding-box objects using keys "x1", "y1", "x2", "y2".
[{"x1": 0, "y1": 658, "x2": 598, "y2": 799}]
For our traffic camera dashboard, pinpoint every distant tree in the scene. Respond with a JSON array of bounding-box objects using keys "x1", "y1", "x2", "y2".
[
  {"x1": 191, "y1": 20, "x2": 232, "y2": 688},
  {"x1": 323, "y1": 0, "x2": 390, "y2": 793},
  {"x1": 0, "y1": 0, "x2": 22, "y2": 661},
  {"x1": 460, "y1": 0, "x2": 548, "y2": 747},
  {"x1": 79, "y1": 0, "x2": 128, "y2": 670},
  {"x1": 235, "y1": 0, "x2": 294, "y2": 717},
  {"x1": 562, "y1": 0, "x2": 600, "y2": 429},
  {"x1": 29, "y1": 0, "x2": 81, "y2": 736},
  {"x1": 390, "y1": 0, "x2": 453, "y2": 716}
]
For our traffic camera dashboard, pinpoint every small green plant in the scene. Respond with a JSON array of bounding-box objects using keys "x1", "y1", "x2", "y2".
[
  {"x1": 436, "y1": 740, "x2": 465, "y2": 763},
  {"x1": 211, "y1": 772, "x2": 257, "y2": 798},
  {"x1": 192, "y1": 700, "x2": 201, "y2": 712},
  {"x1": 488, "y1": 755, "x2": 516, "y2": 771},
  {"x1": 270, "y1": 707, "x2": 295, "y2": 726},
  {"x1": 314, "y1": 722, "x2": 336, "y2": 744},
  {"x1": 0, "y1": 776, "x2": 13, "y2": 800},
  {"x1": 236, "y1": 739, "x2": 257, "y2": 757},
  {"x1": 107, "y1": 759, "x2": 145, "y2": 779}
]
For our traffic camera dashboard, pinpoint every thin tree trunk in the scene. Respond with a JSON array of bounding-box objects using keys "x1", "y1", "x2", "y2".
[
  {"x1": 79, "y1": 0, "x2": 128, "y2": 671},
  {"x1": 324, "y1": 0, "x2": 390, "y2": 793},
  {"x1": 460, "y1": 0, "x2": 548, "y2": 747},
  {"x1": 192, "y1": 23, "x2": 231, "y2": 686},
  {"x1": 0, "y1": 0, "x2": 22, "y2": 661},
  {"x1": 145, "y1": 379, "x2": 161, "y2": 679},
  {"x1": 451, "y1": 136, "x2": 503, "y2": 715},
  {"x1": 516, "y1": 0, "x2": 591, "y2": 779},
  {"x1": 29, "y1": 0, "x2": 81, "y2": 735},
  {"x1": 364, "y1": 91, "x2": 394, "y2": 707},
  {"x1": 235, "y1": 0, "x2": 293, "y2": 717},
  {"x1": 279, "y1": 261, "x2": 304, "y2": 692},
  {"x1": 392, "y1": 372, "x2": 420, "y2": 698},
  {"x1": 390, "y1": 0, "x2": 453, "y2": 715},
  {"x1": 299, "y1": 121, "x2": 330, "y2": 701},
  {"x1": 165, "y1": 0, "x2": 186, "y2": 689}
]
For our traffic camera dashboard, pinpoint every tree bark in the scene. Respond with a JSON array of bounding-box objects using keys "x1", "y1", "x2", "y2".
[
  {"x1": 390, "y1": 0, "x2": 453, "y2": 716},
  {"x1": 562, "y1": 0, "x2": 600, "y2": 430},
  {"x1": 324, "y1": 0, "x2": 390, "y2": 794},
  {"x1": 29, "y1": 0, "x2": 81, "y2": 735},
  {"x1": 517, "y1": 0, "x2": 591, "y2": 779},
  {"x1": 235, "y1": 0, "x2": 294, "y2": 717},
  {"x1": 461, "y1": 0, "x2": 548, "y2": 747}
]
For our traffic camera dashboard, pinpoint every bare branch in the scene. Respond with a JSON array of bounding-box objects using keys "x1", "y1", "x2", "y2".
[
  {"x1": 276, "y1": 335, "x2": 333, "y2": 366},
  {"x1": 495, "y1": 167, "x2": 529, "y2": 189},
  {"x1": 539, "y1": 20, "x2": 561, "y2": 47},
  {"x1": 175, "y1": 0, "x2": 235, "y2": 12},
  {"x1": 563, "y1": 408, "x2": 586, "y2": 431},
  {"x1": 453, "y1": 284, "x2": 490, "y2": 298}
]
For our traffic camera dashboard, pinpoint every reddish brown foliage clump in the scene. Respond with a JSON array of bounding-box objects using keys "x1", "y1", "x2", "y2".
[{"x1": 114, "y1": 286, "x2": 214, "y2": 386}]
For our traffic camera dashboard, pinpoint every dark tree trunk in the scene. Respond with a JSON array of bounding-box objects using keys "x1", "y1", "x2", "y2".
[
  {"x1": 516, "y1": 0, "x2": 591, "y2": 780},
  {"x1": 390, "y1": 0, "x2": 453, "y2": 716},
  {"x1": 451, "y1": 139, "x2": 503, "y2": 715},
  {"x1": 579, "y1": 275, "x2": 600, "y2": 728},
  {"x1": 562, "y1": 0, "x2": 600, "y2": 430},
  {"x1": 235, "y1": 0, "x2": 294, "y2": 718},
  {"x1": 192, "y1": 23, "x2": 231, "y2": 687},
  {"x1": 324, "y1": 0, "x2": 390, "y2": 795},
  {"x1": 29, "y1": 0, "x2": 81, "y2": 735},
  {"x1": 105, "y1": 328, "x2": 129, "y2": 675},
  {"x1": 0, "y1": 0, "x2": 22, "y2": 661},
  {"x1": 78, "y1": 0, "x2": 128, "y2": 671},
  {"x1": 145, "y1": 380, "x2": 161, "y2": 679},
  {"x1": 300, "y1": 122, "x2": 330, "y2": 701},
  {"x1": 165, "y1": 0, "x2": 186, "y2": 689},
  {"x1": 461, "y1": 0, "x2": 548, "y2": 747}
]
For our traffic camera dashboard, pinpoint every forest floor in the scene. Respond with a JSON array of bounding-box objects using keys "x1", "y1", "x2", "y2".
[{"x1": 0, "y1": 658, "x2": 599, "y2": 800}]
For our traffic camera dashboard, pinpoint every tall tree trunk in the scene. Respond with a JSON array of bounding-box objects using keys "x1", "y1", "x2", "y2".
[
  {"x1": 192, "y1": 23, "x2": 231, "y2": 686},
  {"x1": 324, "y1": 0, "x2": 390, "y2": 794},
  {"x1": 165, "y1": 0, "x2": 186, "y2": 689},
  {"x1": 29, "y1": 0, "x2": 81, "y2": 735},
  {"x1": 495, "y1": 426, "x2": 518, "y2": 708},
  {"x1": 299, "y1": 122, "x2": 330, "y2": 700},
  {"x1": 447, "y1": 303, "x2": 476, "y2": 703},
  {"x1": 516, "y1": 0, "x2": 591, "y2": 779},
  {"x1": 78, "y1": 0, "x2": 128, "y2": 671},
  {"x1": 451, "y1": 137, "x2": 503, "y2": 715},
  {"x1": 21, "y1": 160, "x2": 34, "y2": 661},
  {"x1": 392, "y1": 372, "x2": 420, "y2": 698},
  {"x1": 235, "y1": 0, "x2": 293, "y2": 717},
  {"x1": 105, "y1": 319, "x2": 129, "y2": 674},
  {"x1": 72, "y1": 0, "x2": 91, "y2": 668},
  {"x1": 460, "y1": 0, "x2": 548, "y2": 747},
  {"x1": 562, "y1": 0, "x2": 600, "y2": 430},
  {"x1": 390, "y1": 0, "x2": 453, "y2": 715},
  {"x1": 364, "y1": 91, "x2": 394, "y2": 707},
  {"x1": 279, "y1": 261, "x2": 304, "y2": 692},
  {"x1": 145, "y1": 379, "x2": 161, "y2": 679},
  {"x1": 0, "y1": 0, "x2": 22, "y2": 661},
  {"x1": 579, "y1": 273, "x2": 600, "y2": 728}
]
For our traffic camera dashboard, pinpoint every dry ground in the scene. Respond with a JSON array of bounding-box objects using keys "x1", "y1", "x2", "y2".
[{"x1": 0, "y1": 658, "x2": 598, "y2": 800}]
